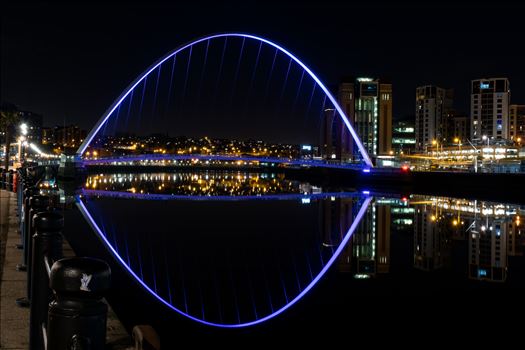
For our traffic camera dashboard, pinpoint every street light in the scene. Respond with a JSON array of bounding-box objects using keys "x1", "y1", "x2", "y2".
[
  {"x1": 19, "y1": 123, "x2": 28, "y2": 136},
  {"x1": 466, "y1": 139, "x2": 479, "y2": 173},
  {"x1": 454, "y1": 137, "x2": 461, "y2": 161},
  {"x1": 432, "y1": 139, "x2": 438, "y2": 155}
]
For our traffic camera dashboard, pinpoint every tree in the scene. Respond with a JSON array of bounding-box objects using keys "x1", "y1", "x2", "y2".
[{"x1": 0, "y1": 104, "x2": 20, "y2": 171}]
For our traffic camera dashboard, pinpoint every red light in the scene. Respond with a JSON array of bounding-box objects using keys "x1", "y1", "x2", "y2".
[
  {"x1": 401, "y1": 165, "x2": 409, "y2": 171},
  {"x1": 401, "y1": 197, "x2": 408, "y2": 202}
]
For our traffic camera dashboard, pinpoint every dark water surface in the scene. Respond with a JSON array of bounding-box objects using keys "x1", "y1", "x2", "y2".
[{"x1": 59, "y1": 171, "x2": 525, "y2": 342}]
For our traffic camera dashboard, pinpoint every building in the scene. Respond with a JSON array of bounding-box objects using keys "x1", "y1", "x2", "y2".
[
  {"x1": 413, "y1": 206, "x2": 450, "y2": 271},
  {"x1": 18, "y1": 110, "x2": 43, "y2": 144},
  {"x1": 469, "y1": 219, "x2": 507, "y2": 282},
  {"x1": 471, "y1": 78, "x2": 510, "y2": 141},
  {"x1": 446, "y1": 111, "x2": 470, "y2": 144},
  {"x1": 338, "y1": 82, "x2": 356, "y2": 160},
  {"x1": 415, "y1": 85, "x2": 453, "y2": 152},
  {"x1": 42, "y1": 125, "x2": 87, "y2": 149},
  {"x1": 322, "y1": 77, "x2": 392, "y2": 161},
  {"x1": 392, "y1": 119, "x2": 415, "y2": 154},
  {"x1": 509, "y1": 104, "x2": 525, "y2": 142},
  {"x1": 41, "y1": 127, "x2": 53, "y2": 145},
  {"x1": 507, "y1": 218, "x2": 524, "y2": 257},
  {"x1": 355, "y1": 78, "x2": 392, "y2": 157},
  {"x1": 321, "y1": 198, "x2": 391, "y2": 277},
  {"x1": 322, "y1": 82, "x2": 354, "y2": 161}
]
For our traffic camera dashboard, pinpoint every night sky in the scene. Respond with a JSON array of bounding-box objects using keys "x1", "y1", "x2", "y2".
[{"x1": 3, "y1": 1, "x2": 525, "y2": 139}]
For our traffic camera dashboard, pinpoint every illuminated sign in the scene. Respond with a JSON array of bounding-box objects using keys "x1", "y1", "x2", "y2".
[
  {"x1": 301, "y1": 145, "x2": 312, "y2": 151},
  {"x1": 480, "y1": 82, "x2": 490, "y2": 89}
]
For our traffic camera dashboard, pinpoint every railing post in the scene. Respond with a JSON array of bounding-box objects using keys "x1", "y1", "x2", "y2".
[
  {"x1": 48, "y1": 257, "x2": 111, "y2": 350},
  {"x1": 26, "y1": 195, "x2": 51, "y2": 302},
  {"x1": 18, "y1": 187, "x2": 37, "y2": 262},
  {"x1": 29, "y1": 211, "x2": 64, "y2": 350}
]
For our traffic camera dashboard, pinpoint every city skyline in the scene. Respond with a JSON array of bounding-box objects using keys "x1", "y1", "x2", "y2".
[{"x1": 3, "y1": 1, "x2": 525, "y2": 137}]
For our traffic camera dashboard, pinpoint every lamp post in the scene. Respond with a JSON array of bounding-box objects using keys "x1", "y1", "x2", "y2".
[
  {"x1": 466, "y1": 138, "x2": 479, "y2": 173},
  {"x1": 18, "y1": 123, "x2": 28, "y2": 165},
  {"x1": 453, "y1": 137, "x2": 461, "y2": 162}
]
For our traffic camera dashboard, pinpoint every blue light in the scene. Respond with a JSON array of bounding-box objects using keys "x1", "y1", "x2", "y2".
[
  {"x1": 76, "y1": 196, "x2": 372, "y2": 328},
  {"x1": 362, "y1": 168, "x2": 371, "y2": 173},
  {"x1": 362, "y1": 190, "x2": 370, "y2": 195},
  {"x1": 301, "y1": 198, "x2": 311, "y2": 204},
  {"x1": 480, "y1": 82, "x2": 490, "y2": 89},
  {"x1": 76, "y1": 33, "x2": 374, "y2": 168},
  {"x1": 81, "y1": 153, "x2": 366, "y2": 170},
  {"x1": 479, "y1": 269, "x2": 487, "y2": 277},
  {"x1": 301, "y1": 145, "x2": 312, "y2": 151}
]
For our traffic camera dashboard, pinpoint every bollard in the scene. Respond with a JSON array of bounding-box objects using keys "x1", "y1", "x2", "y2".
[
  {"x1": 15, "y1": 187, "x2": 37, "y2": 275},
  {"x1": 18, "y1": 187, "x2": 36, "y2": 253},
  {"x1": 26, "y1": 195, "x2": 51, "y2": 301},
  {"x1": 133, "y1": 325, "x2": 161, "y2": 350},
  {"x1": 28, "y1": 211, "x2": 64, "y2": 350},
  {"x1": 7, "y1": 170, "x2": 13, "y2": 191},
  {"x1": 48, "y1": 257, "x2": 111, "y2": 350},
  {"x1": 12, "y1": 170, "x2": 18, "y2": 193}
]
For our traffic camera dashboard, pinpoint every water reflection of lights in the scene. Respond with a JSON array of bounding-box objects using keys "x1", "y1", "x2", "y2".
[{"x1": 84, "y1": 172, "x2": 323, "y2": 196}]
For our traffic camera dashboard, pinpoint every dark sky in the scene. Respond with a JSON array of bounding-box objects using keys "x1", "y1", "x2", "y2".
[{"x1": 3, "y1": 0, "x2": 525, "y2": 134}]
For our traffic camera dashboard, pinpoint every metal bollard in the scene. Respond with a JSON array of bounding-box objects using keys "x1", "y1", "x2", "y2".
[
  {"x1": 133, "y1": 325, "x2": 161, "y2": 350},
  {"x1": 7, "y1": 170, "x2": 13, "y2": 191},
  {"x1": 18, "y1": 187, "x2": 36, "y2": 252},
  {"x1": 26, "y1": 195, "x2": 51, "y2": 301},
  {"x1": 15, "y1": 187, "x2": 37, "y2": 275},
  {"x1": 29, "y1": 211, "x2": 64, "y2": 350},
  {"x1": 48, "y1": 257, "x2": 111, "y2": 350}
]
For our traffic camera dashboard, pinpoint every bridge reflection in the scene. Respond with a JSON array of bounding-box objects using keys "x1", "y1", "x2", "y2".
[{"x1": 76, "y1": 171, "x2": 372, "y2": 327}]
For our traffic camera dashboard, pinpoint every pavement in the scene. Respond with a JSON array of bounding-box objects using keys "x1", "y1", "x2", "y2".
[{"x1": 0, "y1": 189, "x2": 133, "y2": 349}]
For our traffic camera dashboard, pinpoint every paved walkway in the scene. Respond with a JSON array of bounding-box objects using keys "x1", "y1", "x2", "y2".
[{"x1": 0, "y1": 190, "x2": 132, "y2": 349}]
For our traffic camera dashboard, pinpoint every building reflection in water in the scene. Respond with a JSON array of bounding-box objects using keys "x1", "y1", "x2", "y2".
[
  {"x1": 83, "y1": 172, "x2": 524, "y2": 284},
  {"x1": 321, "y1": 197, "x2": 393, "y2": 278},
  {"x1": 321, "y1": 194, "x2": 524, "y2": 283}
]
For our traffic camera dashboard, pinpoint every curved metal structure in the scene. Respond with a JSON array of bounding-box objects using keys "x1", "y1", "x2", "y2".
[
  {"x1": 76, "y1": 33, "x2": 373, "y2": 167},
  {"x1": 76, "y1": 195, "x2": 372, "y2": 328}
]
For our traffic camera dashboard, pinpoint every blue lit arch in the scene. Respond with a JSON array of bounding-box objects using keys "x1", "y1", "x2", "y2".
[
  {"x1": 76, "y1": 33, "x2": 373, "y2": 167},
  {"x1": 76, "y1": 195, "x2": 371, "y2": 328}
]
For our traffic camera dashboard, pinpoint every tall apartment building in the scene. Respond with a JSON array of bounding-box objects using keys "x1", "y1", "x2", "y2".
[
  {"x1": 509, "y1": 104, "x2": 525, "y2": 141},
  {"x1": 470, "y1": 78, "x2": 510, "y2": 141},
  {"x1": 415, "y1": 85, "x2": 453, "y2": 151},
  {"x1": 322, "y1": 78, "x2": 392, "y2": 161}
]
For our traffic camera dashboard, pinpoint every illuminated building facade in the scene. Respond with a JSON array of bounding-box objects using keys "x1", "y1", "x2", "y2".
[
  {"x1": 471, "y1": 78, "x2": 510, "y2": 141},
  {"x1": 509, "y1": 104, "x2": 525, "y2": 142},
  {"x1": 415, "y1": 85, "x2": 453, "y2": 151},
  {"x1": 322, "y1": 78, "x2": 392, "y2": 161},
  {"x1": 392, "y1": 120, "x2": 415, "y2": 154}
]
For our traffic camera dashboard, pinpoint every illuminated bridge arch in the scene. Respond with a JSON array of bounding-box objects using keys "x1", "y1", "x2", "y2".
[
  {"x1": 76, "y1": 33, "x2": 373, "y2": 167},
  {"x1": 77, "y1": 195, "x2": 372, "y2": 328}
]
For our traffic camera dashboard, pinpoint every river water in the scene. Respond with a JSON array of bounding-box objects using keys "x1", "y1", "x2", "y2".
[{"x1": 55, "y1": 170, "x2": 525, "y2": 341}]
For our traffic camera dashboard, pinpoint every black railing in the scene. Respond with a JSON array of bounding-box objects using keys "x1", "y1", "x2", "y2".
[{"x1": 10, "y1": 165, "x2": 161, "y2": 349}]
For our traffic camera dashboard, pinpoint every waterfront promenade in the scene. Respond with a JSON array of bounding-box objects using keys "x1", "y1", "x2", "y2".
[{"x1": 0, "y1": 189, "x2": 131, "y2": 349}]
